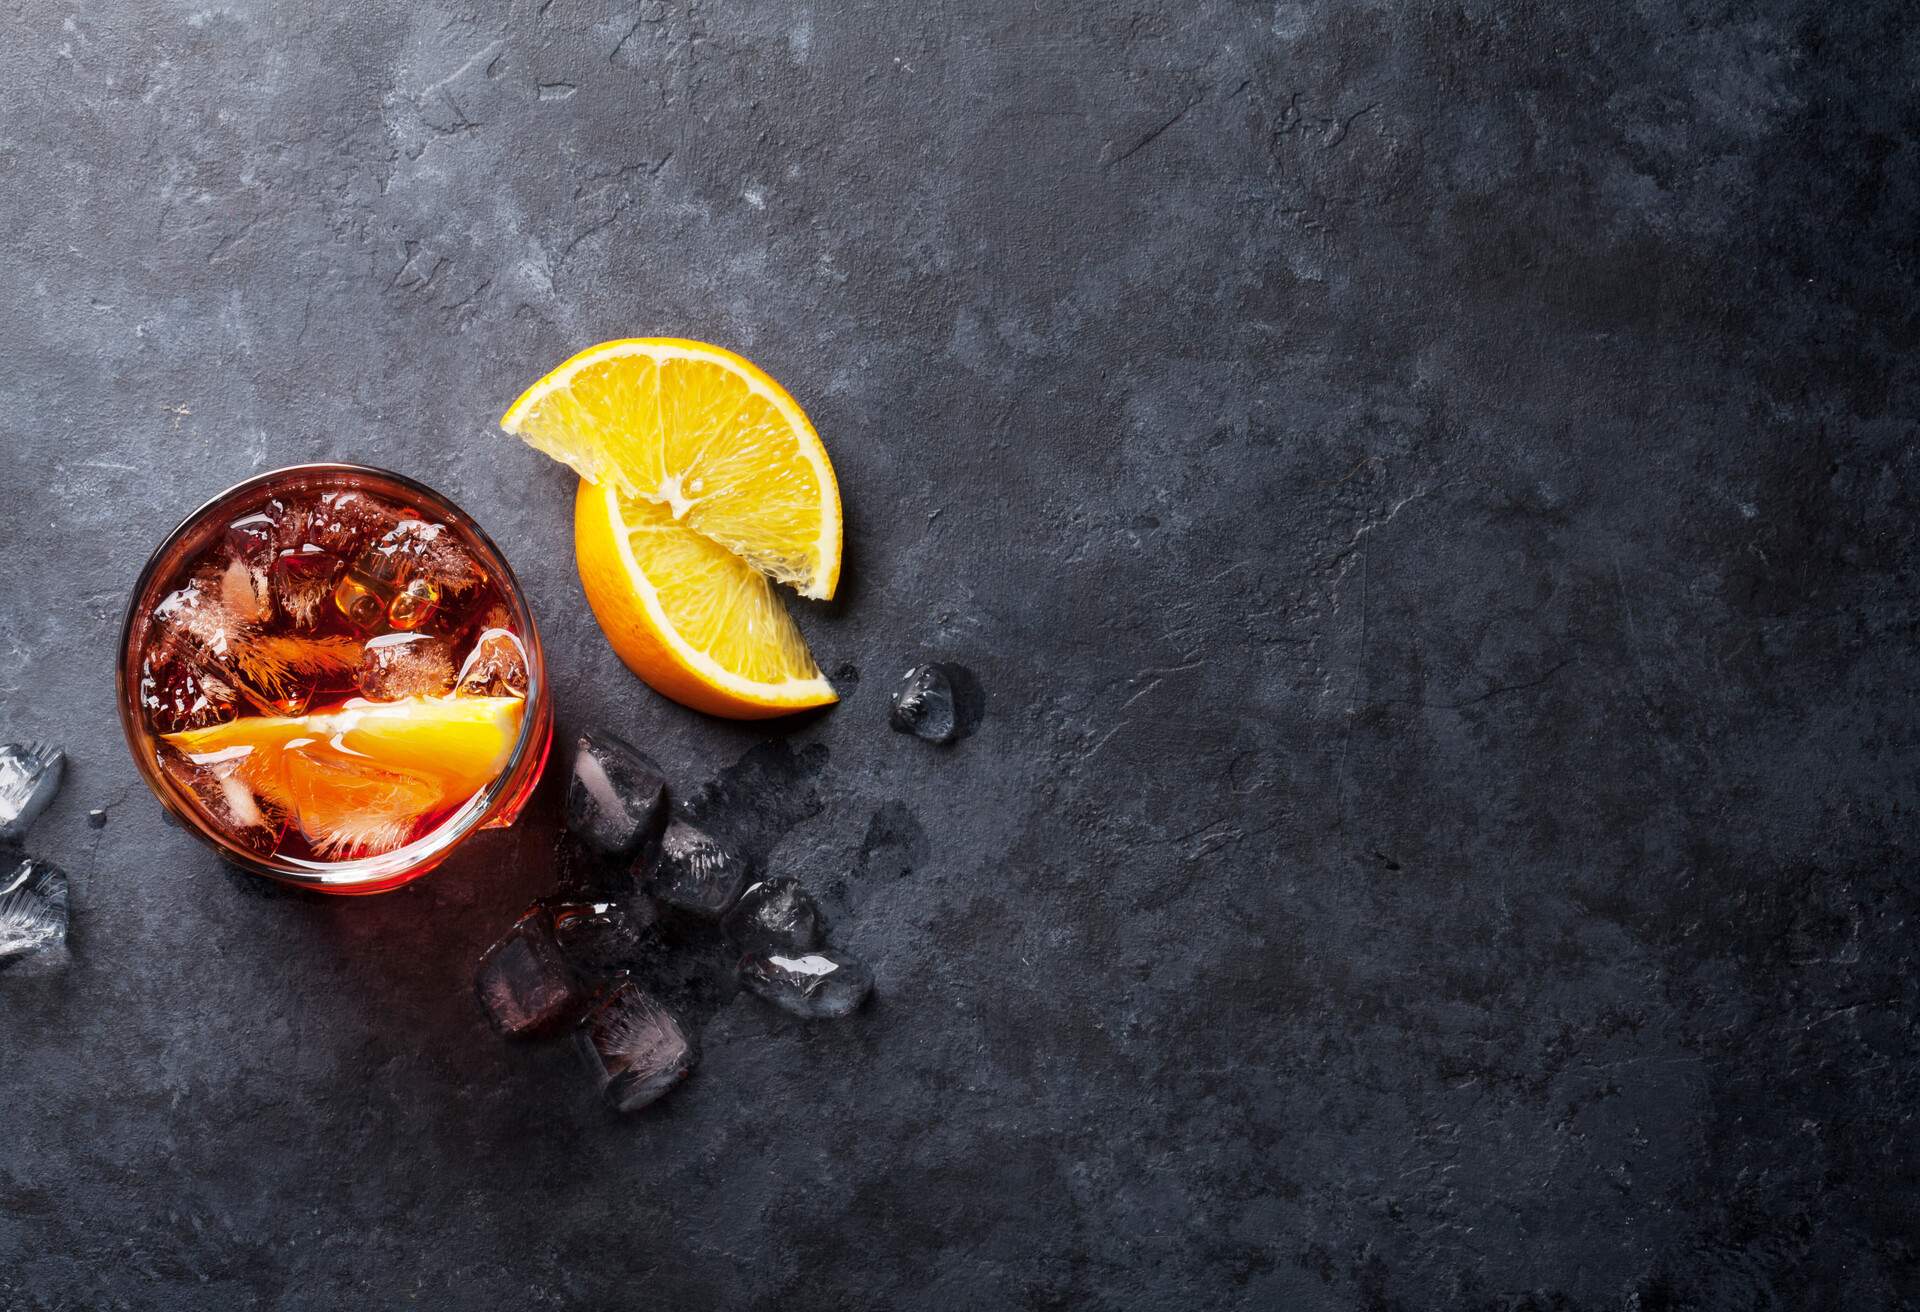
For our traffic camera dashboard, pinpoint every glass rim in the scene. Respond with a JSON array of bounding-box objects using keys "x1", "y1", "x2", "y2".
[{"x1": 115, "y1": 462, "x2": 550, "y2": 892}]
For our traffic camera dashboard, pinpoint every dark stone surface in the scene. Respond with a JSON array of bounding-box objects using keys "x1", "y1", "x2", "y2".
[{"x1": 0, "y1": 1, "x2": 1915, "y2": 1307}]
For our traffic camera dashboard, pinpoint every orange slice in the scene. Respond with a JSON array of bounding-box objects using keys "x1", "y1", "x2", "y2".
[
  {"x1": 499, "y1": 338, "x2": 840, "y2": 718},
  {"x1": 574, "y1": 480, "x2": 835, "y2": 717}
]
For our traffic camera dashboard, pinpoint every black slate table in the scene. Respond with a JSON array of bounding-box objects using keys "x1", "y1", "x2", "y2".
[{"x1": 3, "y1": 2, "x2": 1916, "y2": 1308}]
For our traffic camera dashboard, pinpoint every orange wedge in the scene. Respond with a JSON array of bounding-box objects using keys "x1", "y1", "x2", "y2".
[
  {"x1": 574, "y1": 480, "x2": 835, "y2": 717},
  {"x1": 500, "y1": 338, "x2": 840, "y2": 718}
]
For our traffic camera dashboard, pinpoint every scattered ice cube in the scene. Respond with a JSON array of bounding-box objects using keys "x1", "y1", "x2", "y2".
[
  {"x1": 724, "y1": 877, "x2": 825, "y2": 957},
  {"x1": 576, "y1": 981, "x2": 697, "y2": 1112},
  {"x1": 888, "y1": 662, "x2": 981, "y2": 744},
  {"x1": 154, "y1": 742, "x2": 282, "y2": 854},
  {"x1": 565, "y1": 732, "x2": 667, "y2": 857},
  {"x1": 475, "y1": 904, "x2": 589, "y2": 1038},
  {"x1": 642, "y1": 818, "x2": 751, "y2": 919},
  {"x1": 0, "y1": 742, "x2": 65, "y2": 845},
  {"x1": 0, "y1": 856, "x2": 68, "y2": 973},
  {"x1": 453, "y1": 628, "x2": 528, "y2": 698},
  {"x1": 542, "y1": 896, "x2": 656, "y2": 975},
  {"x1": 739, "y1": 948, "x2": 872, "y2": 1019},
  {"x1": 357, "y1": 633, "x2": 455, "y2": 701}
]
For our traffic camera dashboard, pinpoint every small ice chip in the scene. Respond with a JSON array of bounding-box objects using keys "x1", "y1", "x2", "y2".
[
  {"x1": 642, "y1": 818, "x2": 750, "y2": 919},
  {"x1": 724, "y1": 877, "x2": 825, "y2": 957},
  {"x1": 739, "y1": 947, "x2": 872, "y2": 1019},
  {"x1": 577, "y1": 981, "x2": 698, "y2": 1112},
  {"x1": 0, "y1": 856, "x2": 69, "y2": 972},
  {"x1": 0, "y1": 742, "x2": 64, "y2": 844},
  {"x1": 565, "y1": 732, "x2": 668, "y2": 857},
  {"x1": 475, "y1": 905, "x2": 589, "y2": 1038},
  {"x1": 888, "y1": 662, "x2": 981, "y2": 744}
]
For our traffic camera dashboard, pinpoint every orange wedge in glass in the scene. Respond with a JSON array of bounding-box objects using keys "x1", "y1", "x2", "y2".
[{"x1": 161, "y1": 695, "x2": 524, "y2": 856}]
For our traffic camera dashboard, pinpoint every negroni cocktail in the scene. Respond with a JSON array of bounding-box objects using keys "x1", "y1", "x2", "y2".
[{"x1": 118, "y1": 466, "x2": 551, "y2": 890}]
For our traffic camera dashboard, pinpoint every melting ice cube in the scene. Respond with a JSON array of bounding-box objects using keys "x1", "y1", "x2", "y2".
[
  {"x1": 724, "y1": 877, "x2": 825, "y2": 957},
  {"x1": 739, "y1": 948, "x2": 872, "y2": 1019},
  {"x1": 225, "y1": 507, "x2": 281, "y2": 563},
  {"x1": 576, "y1": 980, "x2": 697, "y2": 1112},
  {"x1": 642, "y1": 818, "x2": 750, "y2": 920},
  {"x1": 152, "y1": 577, "x2": 245, "y2": 665},
  {"x1": 542, "y1": 896, "x2": 657, "y2": 975},
  {"x1": 0, "y1": 855, "x2": 68, "y2": 972},
  {"x1": 887, "y1": 662, "x2": 983, "y2": 744},
  {"x1": 357, "y1": 633, "x2": 455, "y2": 701},
  {"x1": 0, "y1": 742, "x2": 65, "y2": 844},
  {"x1": 475, "y1": 904, "x2": 589, "y2": 1038},
  {"x1": 216, "y1": 555, "x2": 274, "y2": 625},
  {"x1": 149, "y1": 569, "x2": 357, "y2": 719},
  {"x1": 565, "y1": 732, "x2": 667, "y2": 857},
  {"x1": 295, "y1": 489, "x2": 403, "y2": 562}
]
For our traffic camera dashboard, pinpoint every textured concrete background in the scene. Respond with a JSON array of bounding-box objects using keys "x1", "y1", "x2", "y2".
[{"x1": 2, "y1": 1, "x2": 1917, "y2": 1307}]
